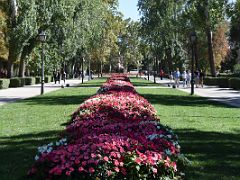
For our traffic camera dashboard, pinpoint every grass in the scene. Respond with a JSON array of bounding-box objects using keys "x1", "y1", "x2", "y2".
[
  {"x1": 132, "y1": 79, "x2": 240, "y2": 180},
  {"x1": 0, "y1": 87, "x2": 98, "y2": 180},
  {"x1": 0, "y1": 77, "x2": 239, "y2": 180}
]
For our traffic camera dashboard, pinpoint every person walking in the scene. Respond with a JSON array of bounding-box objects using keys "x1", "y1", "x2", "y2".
[
  {"x1": 160, "y1": 69, "x2": 164, "y2": 80},
  {"x1": 186, "y1": 70, "x2": 191, "y2": 88},
  {"x1": 174, "y1": 68, "x2": 181, "y2": 88},
  {"x1": 56, "y1": 70, "x2": 61, "y2": 84},
  {"x1": 194, "y1": 70, "x2": 200, "y2": 88},
  {"x1": 182, "y1": 70, "x2": 187, "y2": 88},
  {"x1": 62, "y1": 71, "x2": 67, "y2": 84},
  {"x1": 199, "y1": 69, "x2": 205, "y2": 88}
]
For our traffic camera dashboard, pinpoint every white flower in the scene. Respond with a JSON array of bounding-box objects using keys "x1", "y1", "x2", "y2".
[
  {"x1": 167, "y1": 135, "x2": 172, "y2": 139},
  {"x1": 165, "y1": 149, "x2": 172, "y2": 155},
  {"x1": 35, "y1": 155, "x2": 39, "y2": 161}
]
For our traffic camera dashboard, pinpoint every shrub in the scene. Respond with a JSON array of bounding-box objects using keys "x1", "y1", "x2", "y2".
[
  {"x1": 204, "y1": 77, "x2": 231, "y2": 88},
  {"x1": 9, "y1": 78, "x2": 25, "y2": 88},
  {"x1": 44, "y1": 76, "x2": 52, "y2": 83},
  {"x1": 35, "y1": 77, "x2": 41, "y2": 84},
  {"x1": 24, "y1": 77, "x2": 36, "y2": 85},
  {"x1": 0, "y1": 78, "x2": 10, "y2": 89},
  {"x1": 204, "y1": 77, "x2": 218, "y2": 86},
  {"x1": 233, "y1": 64, "x2": 240, "y2": 76},
  {"x1": 229, "y1": 78, "x2": 240, "y2": 90},
  {"x1": 217, "y1": 77, "x2": 230, "y2": 88}
]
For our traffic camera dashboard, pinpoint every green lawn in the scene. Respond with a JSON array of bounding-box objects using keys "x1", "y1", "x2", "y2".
[{"x1": 0, "y1": 78, "x2": 239, "y2": 180}]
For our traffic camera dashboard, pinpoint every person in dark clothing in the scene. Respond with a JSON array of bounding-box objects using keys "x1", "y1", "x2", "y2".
[
  {"x1": 199, "y1": 69, "x2": 205, "y2": 88},
  {"x1": 160, "y1": 69, "x2": 164, "y2": 80}
]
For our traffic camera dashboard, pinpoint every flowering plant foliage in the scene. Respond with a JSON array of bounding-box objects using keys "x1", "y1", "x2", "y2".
[{"x1": 29, "y1": 74, "x2": 186, "y2": 179}]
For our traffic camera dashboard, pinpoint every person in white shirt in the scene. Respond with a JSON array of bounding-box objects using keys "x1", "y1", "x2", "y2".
[
  {"x1": 186, "y1": 70, "x2": 191, "y2": 88},
  {"x1": 182, "y1": 70, "x2": 187, "y2": 88}
]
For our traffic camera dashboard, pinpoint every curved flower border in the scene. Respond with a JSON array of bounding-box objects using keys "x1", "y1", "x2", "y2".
[{"x1": 28, "y1": 74, "x2": 187, "y2": 179}]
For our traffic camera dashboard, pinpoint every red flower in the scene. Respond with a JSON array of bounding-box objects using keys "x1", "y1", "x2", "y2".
[
  {"x1": 89, "y1": 167, "x2": 95, "y2": 173},
  {"x1": 103, "y1": 156, "x2": 109, "y2": 162}
]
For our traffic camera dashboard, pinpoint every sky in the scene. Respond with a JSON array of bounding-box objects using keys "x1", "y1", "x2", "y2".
[
  {"x1": 118, "y1": 0, "x2": 140, "y2": 21},
  {"x1": 118, "y1": 0, "x2": 236, "y2": 21}
]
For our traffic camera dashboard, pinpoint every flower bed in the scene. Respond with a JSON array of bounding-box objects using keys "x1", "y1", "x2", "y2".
[{"x1": 29, "y1": 74, "x2": 186, "y2": 179}]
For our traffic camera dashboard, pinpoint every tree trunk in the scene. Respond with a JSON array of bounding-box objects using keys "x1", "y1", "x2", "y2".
[
  {"x1": 10, "y1": 0, "x2": 18, "y2": 27},
  {"x1": 7, "y1": 61, "x2": 14, "y2": 78},
  {"x1": 7, "y1": 46, "x2": 19, "y2": 78},
  {"x1": 206, "y1": 28, "x2": 216, "y2": 77},
  {"x1": 100, "y1": 60, "x2": 103, "y2": 77},
  {"x1": 195, "y1": 40, "x2": 199, "y2": 70},
  {"x1": 166, "y1": 49, "x2": 173, "y2": 72},
  {"x1": 18, "y1": 57, "x2": 25, "y2": 77}
]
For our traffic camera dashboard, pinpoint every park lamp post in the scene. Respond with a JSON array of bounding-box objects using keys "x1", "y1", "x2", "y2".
[
  {"x1": 39, "y1": 30, "x2": 47, "y2": 95},
  {"x1": 81, "y1": 52, "x2": 85, "y2": 84},
  {"x1": 190, "y1": 31, "x2": 197, "y2": 95}
]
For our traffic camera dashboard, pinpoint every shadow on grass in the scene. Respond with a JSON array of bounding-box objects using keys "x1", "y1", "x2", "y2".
[
  {"x1": 77, "y1": 77, "x2": 107, "y2": 87},
  {"x1": 77, "y1": 84, "x2": 102, "y2": 88},
  {"x1": 0, "y1": 130, "x2": 61, "y2": 180},
  {"x1": 130, "y1": 78, "x2": 161, "y2": 87},
  {"x1": 19, "y1": 94, "x2": 92, "y2": 106},
  {"x1": 175, "y1": 129, "x2": 240, "y2": 179},
  {"x1": 140, "y1": 93, "x2": 234, "y2": 108}
]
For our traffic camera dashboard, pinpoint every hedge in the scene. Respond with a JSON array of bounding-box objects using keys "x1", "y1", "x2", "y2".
[
  {"x1": 204, "y1": 77, "x2": 229, "y2": 87},
  {"x1": 44, "y1": 76, "x2": 52, "y2": 83},
  {"x1": 204, "y1": 77, "x2": 219, "y2": 86},
  {"x1": 24, "y1": 77, "x2": 36, "y2": 85},
  {"x1": 9, "y1": 78, "x2": 25, "y2": 88},
  {"x1": 36, "y1": 76, "x2": 53, "y2": 84},
  {"x1": 35, "y1": 77, "x2": 41, "y2": 84},
  {"x1": 229, "y1": 78, "x2": 240, "y2": 90},
  {"x1": 217, "y1": 77, "x2": 230, "y2": 88},
  {"x1": 0, "y1": 79, "x2": 10, "y2": 89}
]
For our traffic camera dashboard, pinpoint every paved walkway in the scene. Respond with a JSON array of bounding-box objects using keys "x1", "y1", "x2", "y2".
[
  {"x1": 0, "y1": 77, "x2": 89, "y2": 106},
  {"x1": 1, "y1": 76, "x2": 240, "y2": 108},
  {"x1": 145, "y1": 76, "x2": 240, "y2": 108}
]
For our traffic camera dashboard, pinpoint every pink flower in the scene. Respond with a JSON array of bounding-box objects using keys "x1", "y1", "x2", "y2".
[
  {"x1": 121, "y1": 168, "x2": 127, "y2": 175},
  {"x1": 107, "y1": 170, "x2": 112, "y2": 176},
  {"x1": 66, "y1": 171, "x2": 71, "y2": 176},
  {"x1": 75, "y1": 159, "x2": 80, "y2": 165},
  {"x1": 152, "y1": 167, "x2": 158, "y2": 174},
  {"x1": 78, "y1": 167, "x2": 84, "y2": 172},
  {"x1": 91, "y1": 153, "x2": 96, "y2": 158},
  {"x1": 103, "y1": 156, "x2": 109, "y2": 162},
  {"x1": 119, "y1": 162, "x2": 124, "y2": 167},
  {"x1": 114, "y1": 167, "x2": 120, "y2": 172},
  {"x1": 82, "y1": 161, "x2": 87, "y2": 166},
  {"x1": 89, "y1": 167, "x2": 95, "y2": 173},
  {"x1": 114, "y1": 159, "x2": 119, "y2": 166},
  {"x1": 135, "y1": 158, "x2": 142, "y2": 165},
  {"x1": 49, "y1": 167, "x2": 62, "y2": 175}
]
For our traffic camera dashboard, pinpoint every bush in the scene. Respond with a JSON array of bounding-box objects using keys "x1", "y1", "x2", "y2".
[
  {"x1": 44, "y1": 76, "x2": 52, "y2": 83},
  {"x1": 0, "y1": 78, "x2": 10, "y2": 89},
  {"x1": 24, "y1": 77, "x2": 36, "y2": 85},
  {"x1": 204, "y1": 77, "x2": 231, "y2": 88},
  {"x1": 233, "y1": 64, "x2": 240, "y2": 75},
  {"x1": 35, "y1": 77, "x2": 41, "y2": 84},
  {"x1": 229, "y1": 78, "x2": 240, "y2": 90},
  {"x1": 204, "y1": 77, "x2": 218, "y2": 86},
  {"x1": 217, "y1": 77, "x2": 230, "y2": 88},
  {"x1": 9, "y1": 78, "x2": 25, "y2": 88}
]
